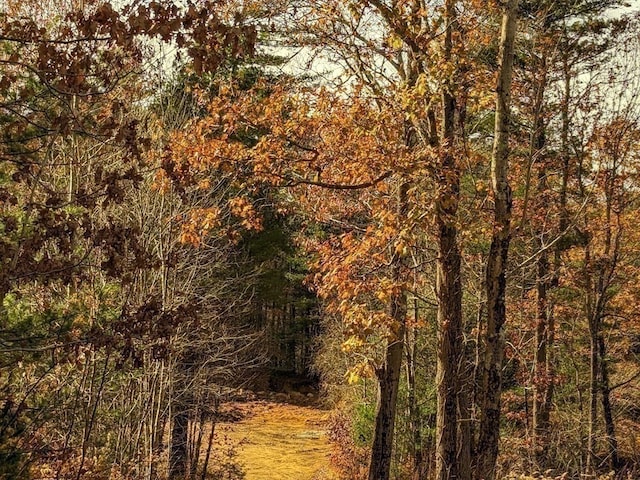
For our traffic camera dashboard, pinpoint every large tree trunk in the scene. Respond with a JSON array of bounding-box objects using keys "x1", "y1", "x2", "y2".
[
  {"x1": 475, "y1": 3, "x2": 517, "y2": 479},
  {"x1": 368, "y1": 182, "x2": 408, "y2": 480},
  {"x1": 368, "y1": 326, "x2": 405, "y2": 480},
  {"x1": 435, "y1": 215, "x2": 463, "y2": 480},
  {"x1": 434, "y1": 3, "x2": 465, "y2": 479}
]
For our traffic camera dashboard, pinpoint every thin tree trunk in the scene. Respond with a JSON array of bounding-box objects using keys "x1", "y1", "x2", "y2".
[
  {"x1": 150, "y1": 361, "x2": 168, "y2": 480},
  {"x1": 76, "y1": 350, "x2": 110, "y2": 480},
  {"x1": 475, "y1": 3, "x2": 517, "y2": 479},
  {"x1": 201, "y1": 410, "x2": 218, "y2": 480},
  {"x1": 190, "y1": 408, "x2": 205, "y2": 480},
  {"x1": 533, "y1": 247, "x2": 551, "y2": 464},
  {"x1": 585, "y1": 149, "x2": 621, "y2": 475},
  {"x1": 533, "y1": 47, "x2": 572, "y2": 469},
  {"x1": 587, "y1": 330, "x2": 599, "y2": 473},
  {"x1": 599, "y1": 335, "x2": 619, "y2": 471},
  {"x1": 406, "y1": 303, "x2": 424, "y2": 479},
  {"x1": 170, "y1": 360, "x2": 190, "y2": 480},
  {"x1": 458, "y1": 365, "x2": 473, "y2": 480},
  {"x1": 596, "y1": 194, "x2": 619, "y2": 473},
  {"x1": 584, "y1": 240, "x2": 599, "y2": 475},
  {"x1": 170, "y1": 406, "x2": 189, "y2": 480},
  {"x1": 529, "y1": 39, "x2": 553, "y2": 467}
]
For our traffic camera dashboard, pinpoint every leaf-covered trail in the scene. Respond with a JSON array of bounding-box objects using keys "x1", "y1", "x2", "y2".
[{"x1": 215, "y1": 401, "x2": 338, "y2": 480}]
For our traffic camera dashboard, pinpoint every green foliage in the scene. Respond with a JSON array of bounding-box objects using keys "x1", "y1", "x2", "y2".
[
  {"x1": 352, "y1": 401, "x2": 376, "y2": 447},
  {"x1": 0, "y1": 435, "x2": 28, "y2": 480}
]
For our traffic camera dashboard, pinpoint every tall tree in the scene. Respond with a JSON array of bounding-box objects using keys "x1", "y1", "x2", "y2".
[
  {"x1": 475, "y1": 2, "x2": 518, "y2": 479},
  {"x1": 434, "y1": 1, "x2": 468, "y2": 478},
  {"x1": 503, "y1": 2, "x2": 628, "y2": 467}
]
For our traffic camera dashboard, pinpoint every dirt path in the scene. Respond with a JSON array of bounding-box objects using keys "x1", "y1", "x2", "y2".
[{"x1": 215, "y1": 401, "x2": 337, "y2": 480}]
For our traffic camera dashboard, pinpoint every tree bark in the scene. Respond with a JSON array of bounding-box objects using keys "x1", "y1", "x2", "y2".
[
  {"x1": 169, "y1": 406, "x2": 189, "y2": 480},
  {"x1": 475, "y1": 3, "x2": 517, "y2": 479},
  {"x1": 200, "y1": 397, "x2": 219, "y2": 480},
  {"x1": 584, "y1": 243, "x2": 599, "y2": 475},
  {"x1": 599, "y1": 335, "x2": 619, "y2": 471},
  {"x1": 435, "y1": 214, "x2": 463, "y2": 480},
  {"x1": 368, "y1": 326, "x2": 405, "y2": 480},
  {"x1": 406, "y1": 303, "x2": 424, "y2": 479},
  {"x1": 368, "y1": 182, "x2": 408, "y2": 480},
  {"x1": 434, "y1": 3, "x2": 466, "y2": 479},
  {"x1": 533, "y1": 247, "x2": 552, "y2": 465},
  {"x1": 529, "y1": 38, "x2": 552, "y2": 468},
  {"x1": 585, "y1": 143, "x2": 621, "y2": 474}
]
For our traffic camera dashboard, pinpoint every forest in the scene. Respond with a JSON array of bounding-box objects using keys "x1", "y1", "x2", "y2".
[{"x1": 1, "y1": 0, "x2": 640, "y2": 479}]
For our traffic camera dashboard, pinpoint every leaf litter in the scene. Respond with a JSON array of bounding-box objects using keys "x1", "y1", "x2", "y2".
[{"x1": 215, "y1": 401, "x2": 339, "y2": 480}]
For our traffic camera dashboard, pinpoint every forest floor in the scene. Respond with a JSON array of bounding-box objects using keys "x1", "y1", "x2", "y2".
[{"x1": 214, "y1": 398, "x2": 338, "y2": 480}]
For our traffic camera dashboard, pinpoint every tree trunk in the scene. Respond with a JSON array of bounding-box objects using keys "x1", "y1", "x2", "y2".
[
  {"x1": 528, "y1": 39, "x2": 553, "y2": 468},
  {"x1": 457, "y1": 367, "x2": 473, "y2": 480},
  {"x1": 434, "y1": 219, "x2": 463, "y2": 480},
  {"x1": 599, "y1": 335, "x2": 619, "y2": 471},
  {"x1": 369, "y1": 327, "x2": 405, "y2": 480},
  {"x1": 533, "y1": 248, "x2": 551, "y2": 464},
  {"x1": 406, "y1": 303, "x2": 424, "y2": 478},
  {"x1": 587, "y1": 332, "x2": 599, "y2": 473},
  {"x1": 475, "y1": 3, "x2": 517, "y2": 479},
  {"x1": 434, "y1": 3, "x2": 465, "y2": 479},
  {"x1": 368, "y1": 182, "x2": 408, "y2": 480},
  {"x1": 433, "y1": 2, "x2": 477, "y2": 478},
  {"x1": 169, "y1": 407, "x2": 189, "y2": 480},
  {"x1": 584, "y1": 241, "x2": 599, "y2": 475},
  {"x1": 585, "y1": 145, "x2": 621, "y2": 475},
  {"x1": 200, "y1": 397, "x2": 219, "y2": 480}
]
